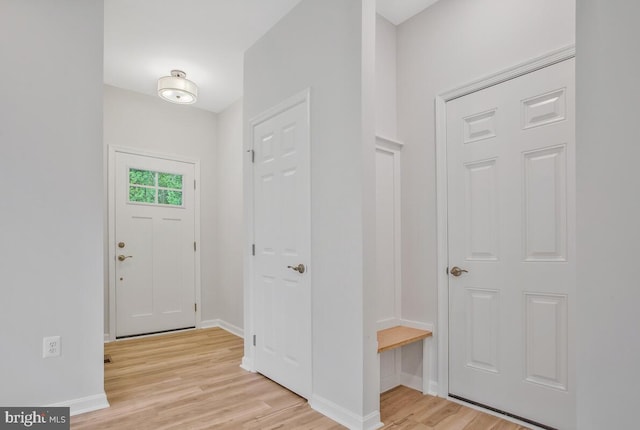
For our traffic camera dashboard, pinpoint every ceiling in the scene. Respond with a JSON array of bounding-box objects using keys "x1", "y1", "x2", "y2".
[{"x1": 104, "y1": 0, "x2": 439, "y2": 113}]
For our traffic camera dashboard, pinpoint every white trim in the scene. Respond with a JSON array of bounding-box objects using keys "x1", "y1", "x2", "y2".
[
  {"x1": 375, "y1": 140, "x2": 403, "y2": 323},
  {"x1": 198, "y1": 319, "x2": 218, "y2": 328},
  {"x1": 398, "y1": 319, "x2": 433, "y2": 332},
  {"x1": 375, "y1": 134, "x2": 404, "y2": 151},
  {"x1": 242, "y1": 88, "x2": 312, "y2": 393},
  {"x1": 48, "y1": 393, "x2": 109, "y2": 416},
  {"x1": 310, "y1": 395, "x2": 383, "y2": 430},
  {"x1": 200, "y1": 319, "x2": 244, "y2": 338},
  {"x1": 240, "y1": 356, "x2": 255, "y2": 373},
  {"x1": 104, "y1": 333, "x2": 110, "y2": 343},
  {"x1": 439, "y1": 45, "x2": 576, "y2": 102},
  {"x1": 434, "y1": 45, "x2": 576, "y2": 398},
  {"x1": 399, "y1": 372, "x2": 423, "y2": 393},
  {"x1": 107, "y1": 145, "x2": 202, "y2": 342}
]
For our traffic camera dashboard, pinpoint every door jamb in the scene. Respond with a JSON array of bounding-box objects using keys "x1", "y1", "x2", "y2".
[
  {"x1": 434, "y1": 45, "x2": 575, "y2": 397},
  {"x1": 107, "y1": 145, "x2": 202, "y2": 342},
  {"x1": 241, "y1": 88, "x2": 311, "y2": 376}
]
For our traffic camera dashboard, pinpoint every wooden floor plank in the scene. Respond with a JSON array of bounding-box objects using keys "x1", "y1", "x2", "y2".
[{"x1": 71, "y1": 328, "x2": 528, "y2": 430}]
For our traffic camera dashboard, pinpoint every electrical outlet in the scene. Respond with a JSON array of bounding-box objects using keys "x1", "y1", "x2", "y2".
[{"x1": 43, "y1": 336, "x2": 61, "y2": 358}]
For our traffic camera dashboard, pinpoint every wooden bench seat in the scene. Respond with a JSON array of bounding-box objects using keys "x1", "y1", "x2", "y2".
[
  {"x1": 377, "y1": 325, "x2": 432, "y2": 353},
  {"x1": 377, "y1": 325, "x2": 433, "y2": 395}
]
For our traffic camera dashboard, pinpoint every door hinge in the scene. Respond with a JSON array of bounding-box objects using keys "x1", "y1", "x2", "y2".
[
  {"x1": 194, "y1": 179, "x2": 196, "y2": 190},
  {"x1": 253, "y1": 334, "x2": 256, "y2": 346},
  {"x1": 247, "y1": 149, "x2": 255, "y2": 163},
  {"x1": 446, "y1": 266, "x2": 449, "y2": 275},
  {"x1": 194, "y1": 241, "x2": 197, "y2": 252},
  {"x1": 252, "y1": 244, "x2": 256, "y2": 256},
  {"x1": 194, "y1": 303, "x2": 197, "y2": 312}
]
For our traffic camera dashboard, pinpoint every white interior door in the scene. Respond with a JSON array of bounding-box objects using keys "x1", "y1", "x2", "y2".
[
  {"x1": 115, "y1": 151, "x2": 196, "y2": 338},
  {"x1": 447, "y1": 59, "x2": 575, "y2": 429},
  {"x1": 252, "y1": 97, "x2": 311, "y2": 398}
]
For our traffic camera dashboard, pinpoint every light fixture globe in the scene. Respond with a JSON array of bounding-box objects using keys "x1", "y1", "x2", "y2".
[{"x1": 157, "y1": 70, "x2": 198, "y2": 104}]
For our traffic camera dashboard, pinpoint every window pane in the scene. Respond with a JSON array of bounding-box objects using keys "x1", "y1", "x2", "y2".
[
  {"x1": 129, "y1": 186, "x2": 156, "y2": 203},
  {"x1": 158, "y1": 189, "x2": 182, "y2": 206},
  {"x1": 158, "y1": 173, "x2": 183, "y2": 190},
  {"x1": 129, "y1": 169, "x2": 155, "y2": 186}
]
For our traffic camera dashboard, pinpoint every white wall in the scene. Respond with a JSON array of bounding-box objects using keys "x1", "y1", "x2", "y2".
[
  {"x1": 243, "y1": 0, "x2": 379, "y2": 426},
  {"x1": 396, "y1": 0, "x2": 575, "y2": 381},
  {"x1": 375, "y1": 14, "x2": 397, "y2": 139},
  {"x1": 0, "y1": 0, "x2": 106, "y2": 412},
  {"x1": 103, "y1": 85, "x2": 219, "y2": 328},
  {"x1": 215, "y1": 99, "x2": 244, "y2": 330},
  {"x1": 576, "y1": 1, "x2": 640, "y2": 428}
]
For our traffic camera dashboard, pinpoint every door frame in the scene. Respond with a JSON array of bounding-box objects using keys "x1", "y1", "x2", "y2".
[
  {"x1": 241, "y1": 88, "x2": 311, "y2": 378},
  {"x1": 107, "y1": 145, "x2": 202, "y2": 342},
  {"x1": 434, "y1": 45, "x2": 575, "y2": 397}
]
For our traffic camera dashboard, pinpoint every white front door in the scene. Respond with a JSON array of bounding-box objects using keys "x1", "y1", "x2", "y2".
[
  {"x1": 114, "y1": 151, "x2": 196, "y2": 338},
  {"x1": 447, "y1": 59, "x2": 575, "y2": 429},
  {"x1": 252, "y1": 96, "x2": 311, "y2": 398}
]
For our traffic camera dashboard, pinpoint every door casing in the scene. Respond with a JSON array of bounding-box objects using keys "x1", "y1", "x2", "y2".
[
  {"x1": 434, "y1": 45, "x2": 576, "y2": 398},
  {"x1": 241, "y1": 89, "x2": 312, "y2": 381},
  {"x1": 107, "y1": 145, "x2": 202, "y2": 342}
]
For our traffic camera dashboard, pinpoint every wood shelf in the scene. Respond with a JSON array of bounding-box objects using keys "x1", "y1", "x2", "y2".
[{"x1": 377, "y1": 325, "x2": 432, "y2": 353}]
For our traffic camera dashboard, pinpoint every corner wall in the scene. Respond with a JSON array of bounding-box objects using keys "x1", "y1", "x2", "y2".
[
  {"x1": 215, "y1": 99, "x2": 244, "y2": 331},
  {"x1": 0, "y1": 0, "x2": 106, "y2": 412},
  {"x1": 576, "y1": 1, "x2": 640, "y2": 428},
  {"x1": 243, "y1": 0, "x2": 379, "y2": 426}
]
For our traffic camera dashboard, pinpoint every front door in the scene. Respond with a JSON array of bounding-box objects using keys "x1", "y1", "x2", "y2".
[
  {"x1": 252, "y1": 96, "x2": 311, "y2": 398},
  {"x1": 114, "y1": 151, "x2": 196, "y2": 338},
  {"x1": 447, "y1": 59, "x2": 575, "y2": 429}
]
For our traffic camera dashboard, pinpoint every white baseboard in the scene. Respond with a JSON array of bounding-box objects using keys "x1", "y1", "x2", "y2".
[
  {"x1": 48, "y1": 392, "x2": 109, "y2": 416},
  {"x1": 398, "y1": 319, "x2": 434, "y2": 332},
  {"x1": 200, "y1": 319, "x2": 244, "y2": 338},
  {"x1": 309, "y1": 395, "x2": 383, "y2": 430},
  {"x1": 240, "y1": 356, "x2": 255, "y2": 372},
  {"x1": 380, "y1": 374, "x2": 399, "y2": 393},
  {"x1": 104, "y1": 333, "x2": 110, "y2": 343},
  {"x1": 399, "y1": 372, "x2": 423, "y2": 393}
]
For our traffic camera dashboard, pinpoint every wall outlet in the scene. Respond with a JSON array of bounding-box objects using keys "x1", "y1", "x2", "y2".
[{"x1": 43, "y1": 336, "x2": 61, "y2": 358}]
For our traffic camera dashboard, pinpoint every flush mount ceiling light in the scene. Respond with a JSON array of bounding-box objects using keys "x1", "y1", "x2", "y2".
[{"x1": 157, "y1": 70, "x2": 198, "y2": 104}]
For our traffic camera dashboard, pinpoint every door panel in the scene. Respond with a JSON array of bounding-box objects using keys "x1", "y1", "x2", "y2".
[
  {"x1": 447, "y1": 59, "x2": 575, "y2": 429},
  {"x1": 115, "y1": 152, "x2": 196, "y2": 337},
  {"x1": 253, "y1": 99, "x2": 311, "y2": 398}
]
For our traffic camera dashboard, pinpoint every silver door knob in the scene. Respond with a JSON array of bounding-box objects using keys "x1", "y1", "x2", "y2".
[
  {"x1": 118, "y1": 255, "x2": 133, "y2": 262},
  {"x1": 287, "y1": 264, "x2": 305, "y2": 274},
  {"x1": 450, "y1": 266, "x2": 468, "y2": 277}
]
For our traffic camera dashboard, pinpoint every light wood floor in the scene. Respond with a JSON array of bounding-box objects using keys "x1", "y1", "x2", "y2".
[{"x1": 72, "y1": 328, "x2": 528, "y2": 430}]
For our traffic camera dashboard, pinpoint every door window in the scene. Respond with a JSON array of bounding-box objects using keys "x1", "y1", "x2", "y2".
[{"x1": 128, "y1": 168, "x2": 183, "y2": 207}]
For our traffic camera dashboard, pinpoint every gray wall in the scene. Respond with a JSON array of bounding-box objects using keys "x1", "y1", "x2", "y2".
[
  {"x1": 396, "y1": 0, "x2": 575, "y2": 379},
  {"x1": 0, "y1": 0, "x2": 105, "y2": 409},
  {"x1": 243, "y1": 0, "x2": 379, "y2": 423},
  {"x1": 215, "y1": 99, "x2": 244, "y2": 330},
  {"x1": 576, "y1": 1, "x2": 640, "y2": 428}
]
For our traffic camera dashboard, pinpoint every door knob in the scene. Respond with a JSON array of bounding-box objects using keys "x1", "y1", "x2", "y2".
[
  {"x1": 287, "y1": 264, "x2": 306, "y2": 274},
  {"x1": 118, "y1": 255, "x2": 133, "y2": 262},
  {"x1": 449, "y1": 266, "x2": 468, "y2": 277}
]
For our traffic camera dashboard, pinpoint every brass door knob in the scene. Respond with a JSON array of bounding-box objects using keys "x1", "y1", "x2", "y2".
[
  {"x1": 287, "y1": 264, "x2": 306, "y2": 274},
  {"x1": 118, "y1": 255, "x2": 133, "y2": 262},
  {"x1": 450, "y1": 266, "x2": 468, "y2": 277}
]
